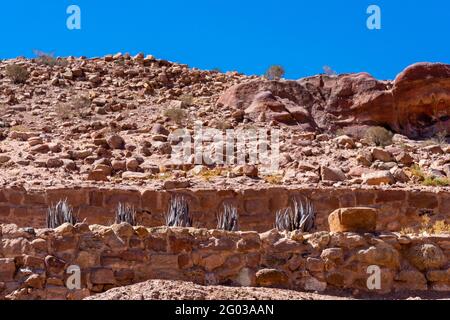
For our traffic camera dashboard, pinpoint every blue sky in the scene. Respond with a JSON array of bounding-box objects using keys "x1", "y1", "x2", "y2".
[{"x1": 0, "y1": 0, "x2": 449, "y2": 79}]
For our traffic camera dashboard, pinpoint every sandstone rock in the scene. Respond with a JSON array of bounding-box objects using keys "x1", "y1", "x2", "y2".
[
  {"x1": 90, "y1": 268, "x2": 115, "y2": 285},
  {"x1": 0, "y1": 258, "x2": 16, "y2": 281},
  {"x1": 334, "y1": 135, "x2": 355, "y2": 149},
  {"x1": 372, "y1": 148, "x2": 394, "y2": 162},
  {"x1": 255, "y1": 268, "x2": 289, "y2": 288},
  {"x1": 357, "y1": 243, "x2": 400, "y2": 269},
  {"x1": 395, "y1": 152, "x2": 414, "y2": 166},
  {"x1": 242, "y1": 165, "x2": 258, "y2": 178},
  {"x1": 362, "y1": 171, "x2": 394, "y2": 185},
  {"x1": 87, "y1": 170, "x2": 109, "y2": 181},
  {"x1": 106, "y1": 134, "x2": 125, "y2": 150},
  {"x1": 218, "y1": 63, "x2": 450, "y2": 138},
  {"x1": 407, "y1": 244, "x2": 447, "y2": 271},
  {"x1": 328, "y1": 207, "x2": 377, "y2": 233},
  {"x1": 321, "y1": 166, "x2": 346, "y2": 182},
  {"x1": 394, "y1": 270, "x2": 428, "y2": 291}
]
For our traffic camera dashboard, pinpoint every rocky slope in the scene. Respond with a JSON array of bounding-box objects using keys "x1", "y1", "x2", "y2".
[
  {"x1": 0, "y1": 55, "x2": 449, "y2": 192},
  {"x1": 85, "y1": 279, "x2": 450, "y2": 300}
]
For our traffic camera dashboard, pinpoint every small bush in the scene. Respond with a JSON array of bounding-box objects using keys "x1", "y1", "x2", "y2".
[
  {"x1": 275, "y1": 197, "x2": 315, "y2": 232},
  {"x1": 264, "y1": 174, "x2": 283, "y2": 185},
  {"x1": 178, "y1": 94, "x2": 195, "y2": 106},
  {"x1": 364, "y1": 126, "x2": 393, "y2": 147},
  {"x1": 165, "y1": 195, "x2": 192, "y2": 227},
  {"x1": 115, "y1": 202, "x2": 137, "y2": 225},
  {"x1": 423, "y1": 176, "x2": 450, "y2": 187},
  {"x1": 163, "y1": 107, "x2": 187, "y2": 124},
  {"x1": 47, "y1": 199, "x2": 78, "y2": 228},
  {"x1": 217, "y1": 204, "x2": 239, "y2": 231},
  {"x1": 433, "y1": 130, "x2": 448, "y2": 146},
  {"x1": 34, "y1": 51, "x2": 68, "y2": 68},
  {"x1": 5, "y1": 64, "x2": 29, "y2": 84},
  {"x1": 323, "y1": 65, "x2": 337, "y2": 76},
  {"x1": 402, "y1": 216, "x2": 450, "y2": 235},
  {"x1": 265, "y1": 65, "x2": 285, "y2": 80},
  {"x1": 71, "y1": 95, "x2": 91, "y2": 109}
]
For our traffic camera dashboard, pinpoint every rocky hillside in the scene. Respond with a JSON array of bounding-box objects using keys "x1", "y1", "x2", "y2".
[{"x1": 0, "y1": 55, "x2": 450, "y2": 192}]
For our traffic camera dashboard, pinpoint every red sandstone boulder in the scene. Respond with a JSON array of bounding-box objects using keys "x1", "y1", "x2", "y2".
[
  {"x1": 328, "y1": 207, "x2": 377, "y2": 233},
  {"x1": 255, "y1": 268, "x2": 289, "y2": 288},
  {"x1": 217, "y1": 63, "x2": 450, "y2": 139}
]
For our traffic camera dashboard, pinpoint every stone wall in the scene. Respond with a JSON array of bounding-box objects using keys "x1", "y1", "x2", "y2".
[
  {"x1": 0, "y1": 223, "x2": 449, "y2": 300},
  {"x1": 0, "y1": 186, "x2": 449, "y2": 232}
]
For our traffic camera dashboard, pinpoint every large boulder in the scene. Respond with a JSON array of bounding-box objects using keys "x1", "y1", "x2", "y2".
[
  {"x1": 328, "y1": 207, "x2": 377, "y2": 233},
  {"x1": 217, "y1": 63, "x2": 450, "y2": 139}
]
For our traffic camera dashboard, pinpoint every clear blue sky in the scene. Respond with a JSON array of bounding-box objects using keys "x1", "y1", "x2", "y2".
[{"x1": 0, "y1": 0, "x2": 449, "y2": 79}]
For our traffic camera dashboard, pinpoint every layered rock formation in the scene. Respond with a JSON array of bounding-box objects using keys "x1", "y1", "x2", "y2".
[{"x1": 218, "y1": 63, "x2": 450, "y2": 138}]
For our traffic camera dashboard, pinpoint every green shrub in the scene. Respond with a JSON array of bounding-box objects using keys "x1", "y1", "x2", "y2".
[{"x1": 265, "y1": 65, "x2": 285, "y2": 80}]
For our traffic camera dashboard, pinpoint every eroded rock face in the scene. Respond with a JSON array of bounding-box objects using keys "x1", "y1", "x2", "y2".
[{"x1": 217, "y1": 63, "x2": 450, "y2": 138}]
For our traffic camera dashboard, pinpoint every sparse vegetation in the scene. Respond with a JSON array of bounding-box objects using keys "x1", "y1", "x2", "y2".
[
  {"x1": 323, "y1": 65, "x2": 337, "y2": 76},
  {"x1": 165, "y1": 195, "x2": 192, "y2": 227},
  {"x1": 115, "y1": 202, "x2": 137, "y2": 225},
  {"x1": 5, "y1": 64, "x2": 29, "y2": 84},
  {"x1": 423, "y1": 176, "x2": 450, "y2": 187},
  {"x1": 432, "y1": 130, "x2": 448, "y2": 146},
  {"x1": 177, "y1": 94, "x2": 195, "y2": 106},
  {"x1": 364, "y1": 126, "x2": 393, "y2": 147},
  {"x1": 410, "y1": 164, "x2": 450, "y2": 186},
  {"x1": 217, "y1": 204, "x2": 239, "y2": 231},
  {"x1": 401, "y1": 216, "x2": 450, "y2": 235},
  {"x1": 71, "y1": 94, "x2": 91, "y2": 109},
  {"x1": 163, "y1": 106, "x2": 188, "y2": 124},
  {"x1": 33, "y1": 50, "x2": 68, "y2": 67},
  {"x1": 263, "y1": 174, "x2": 283, "y2": 185},
  {"x1": 46, "y1": 199, "x2": 78, "y2": 228},
  {"x1": 265, "y1": 65, "x2": 285, "y2": 80},
  {"x1": 275, "y1": 197, "x2": 315, "y2": 232}
]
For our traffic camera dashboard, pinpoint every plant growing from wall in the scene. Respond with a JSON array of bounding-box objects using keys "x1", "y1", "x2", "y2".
[
  {"x1": 115, "y1": 202, "x2": 137, "y2": 226},
  {"x1": 165, "y1": 195, "x2": 192, "y2": 227},
  {"x1": 217, "y1": 203, "x2": 239, "y2": 231},
  {"x1": 46, "y1": 199, "x2": 78, "y2": 228},
  {"x1": 275, "y1": 196, "x2": 315, "y2": 232}
]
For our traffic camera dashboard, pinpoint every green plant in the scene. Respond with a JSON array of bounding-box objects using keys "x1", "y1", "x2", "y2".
[
  {"x1": 364, "y1": 126, "x2": 393, "y2": 147},
  {"x1": 115, "y1": 202, "x2": 137, "y2": 225},
  {"x1": 265, "y1": 65, "x2": 285, "y2": 80},
  {"x1": 410, "y1": 164, "x2": 426, "y2": 180},
  {"x1": 423, "y1": 176, "x2": 450, "y2": 187},
  {"x1": 5, "y1": 64, "x2": 29, "y2": 84},
  {"x1": 275, "y1": 197, "x2": 315, "y2": 232},
  {"x1": 46, "y1": 199, "x2": 78, "y2": 228},
  {"x1": 217, "y1": 204, "x2": 239, "y2": 231},
  {"x1": 165, "y1": 195, "x2": 192, "y2": 227}
]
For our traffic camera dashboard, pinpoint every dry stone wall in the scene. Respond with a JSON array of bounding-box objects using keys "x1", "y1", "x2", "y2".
[
  {"x1": 0, "y1": 186, "x2": 449, "y2": 232},
  {"x1": 0, "y1": 223, "x2": 448, "y2": 300}
]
